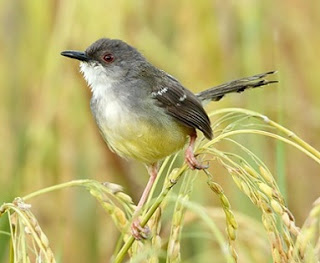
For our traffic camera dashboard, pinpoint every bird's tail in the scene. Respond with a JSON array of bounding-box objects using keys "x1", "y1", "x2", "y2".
[{"x1": 196, "y1": 71, "x2": 278, "y2": 104}]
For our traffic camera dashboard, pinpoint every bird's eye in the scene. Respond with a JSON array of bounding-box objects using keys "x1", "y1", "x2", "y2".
[{"x1": 102, "y1": 53, "x2": 114, "y2": 63}]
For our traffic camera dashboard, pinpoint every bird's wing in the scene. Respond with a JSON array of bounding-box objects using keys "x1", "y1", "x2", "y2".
[{"x1": 151, "y1": 73, "x2": 213, "y2": 139}]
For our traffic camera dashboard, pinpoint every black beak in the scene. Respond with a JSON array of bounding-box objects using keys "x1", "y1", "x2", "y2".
[{"x1": 61, "y1": 50, "x2": 89, "y2": 62}]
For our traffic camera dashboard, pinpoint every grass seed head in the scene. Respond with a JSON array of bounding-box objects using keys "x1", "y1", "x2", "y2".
[
  {"x1": 227, "y1": 224, "x2": 237, "y2": 240},
  {"x1": 271, "y1": 200, "x2": 283, "y2": 214},
  {"x1": 243, "y1": 164, "x2": 260, "y2": 179},
  {"x1": 258, "y1": 183, "x2": 274, "y2": 198},
  {"x1": 259, "y1": 166, "x2": 274, "y2": 184}
]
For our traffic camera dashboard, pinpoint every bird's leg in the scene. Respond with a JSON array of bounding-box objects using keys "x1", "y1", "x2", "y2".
[
  {"x1": 185, "y1": 133, "x2": 208, "y2": 170},
  {"x1": 131, "y1": 163, "x2": 158, "y2": 239}
]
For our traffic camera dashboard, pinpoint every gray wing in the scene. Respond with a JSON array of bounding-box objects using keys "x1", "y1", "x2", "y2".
[{"x1": 152, "y1": 73, "x2": 213, "y2": 140}]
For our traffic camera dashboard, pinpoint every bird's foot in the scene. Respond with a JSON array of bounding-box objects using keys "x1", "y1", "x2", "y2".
[
  {"x1": 185, "y1": 147, "x2": 208, "y2": 170},
  {"x1": 131, "y1": 218, "x2": 151, "y2": 240}
]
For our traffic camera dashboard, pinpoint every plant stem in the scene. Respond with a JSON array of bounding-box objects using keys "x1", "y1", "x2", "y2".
[
  {"x1": 200, "y1": 129, "x2": 320, "y2": 165},
  {"x1": 113, "y1": 166, "x2": 187, "y2": 263},
  {"x1": 209, "y1": 108, "x2": 320, "y2": 161},
  {"x1": 22, "y1": 179, "x2": 93, "y2": 201}
]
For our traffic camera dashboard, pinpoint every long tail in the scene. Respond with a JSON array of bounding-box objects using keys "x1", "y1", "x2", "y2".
[{"x1": 196, "y1": 71, "x2": 278, "y2": 104}]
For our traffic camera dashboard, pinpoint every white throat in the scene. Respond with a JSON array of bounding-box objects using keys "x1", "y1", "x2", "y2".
[{"x1": 80, "y1": 62, "x2": 116, "y2": 98}]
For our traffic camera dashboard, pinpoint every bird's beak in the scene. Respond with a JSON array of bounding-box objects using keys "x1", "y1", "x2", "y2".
[{"x1": 61, "y1": 50, "x2": 89, "y2": 62}]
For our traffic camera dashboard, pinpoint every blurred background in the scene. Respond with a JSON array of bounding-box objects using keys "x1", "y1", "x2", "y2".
[{"x1": 0, "y1": 0, "x2": 319, "y2": 262}]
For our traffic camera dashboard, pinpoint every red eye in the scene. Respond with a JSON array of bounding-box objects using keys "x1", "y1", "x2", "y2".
[{"x1": 103, "y1": 53, "x2": 114, "y2": 63}]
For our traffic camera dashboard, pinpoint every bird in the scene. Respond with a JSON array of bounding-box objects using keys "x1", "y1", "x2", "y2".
[{"x1": 61, "y1": 38, "x2": 277, "y2": 239}]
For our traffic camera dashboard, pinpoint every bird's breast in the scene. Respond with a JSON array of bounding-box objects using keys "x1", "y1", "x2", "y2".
[{"x1": 90, "y1": 89, "x2": 191, "y2": 164}]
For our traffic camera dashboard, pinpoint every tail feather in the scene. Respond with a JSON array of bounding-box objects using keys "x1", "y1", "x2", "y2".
[{"x1": 196, "y1": 71, "x2": 278, "y2": 104}]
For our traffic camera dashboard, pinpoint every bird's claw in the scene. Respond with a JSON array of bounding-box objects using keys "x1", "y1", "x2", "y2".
[
  {"x1": 185, "y1": 149, "x2": 208, "y2": 170},
  {"x1": 131, "y1": 219, "x2": 151, "y2": 240}
]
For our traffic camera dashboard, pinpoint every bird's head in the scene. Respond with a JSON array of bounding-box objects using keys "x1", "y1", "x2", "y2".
[{"x1": 61, "y1": 38, "x2": 147, "y2": 89}]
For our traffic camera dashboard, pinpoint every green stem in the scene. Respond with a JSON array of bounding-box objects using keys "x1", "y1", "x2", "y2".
[
  {"x1": 0, "y1": 230, "x2": 11, "y2": 236},
  {"x1": 209, "y1": 108, "x2": 320, "y2": 160},
  {"x1": 199, "y1": 129, "x2": 320, "y2": 165},
  {"x1": 22, "y1": 179, "x2": 93, "y2": 200},
  {"x1": 113, "y1": 166, "x2": 187, "y2": 263},
  {"x1": 268, "y1": 118, "x2": 320, "y2": 160}
]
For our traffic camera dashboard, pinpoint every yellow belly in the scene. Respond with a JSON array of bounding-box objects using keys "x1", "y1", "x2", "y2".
[{"x1": 100, "y1": 118, "x2": 190, "y2": 164}]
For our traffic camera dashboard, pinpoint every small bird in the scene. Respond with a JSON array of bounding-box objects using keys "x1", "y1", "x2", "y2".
[{"x1": 61, "y1": 38, "x2": 277, "y2": 238}]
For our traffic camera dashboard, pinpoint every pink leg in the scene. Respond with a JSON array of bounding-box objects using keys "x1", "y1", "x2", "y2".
[
  {"x1": 185, "y1": 133, "x2": 208, "y2": 170},
  {"x1": 131, "y1": 163, "x2": 158, "y2": 239}
]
